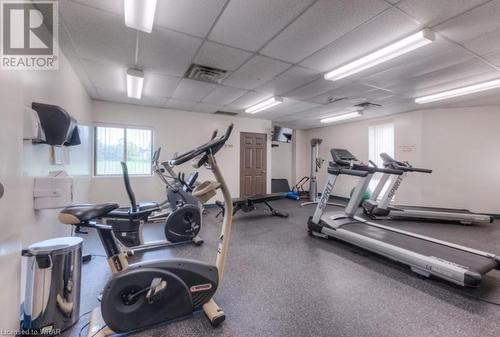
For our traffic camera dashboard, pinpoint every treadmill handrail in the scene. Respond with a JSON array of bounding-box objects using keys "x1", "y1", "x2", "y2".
[
  {"x1": 380, "y1": 153, "x2": 433, "y2": 174},
  {"x1": 352, "y1": 215, "x2": 497, "y2": 260},
  {"x1": 328, "y1": 166, "x2": 370, "y2": 177},
  {"x1": 375, "y1": 167, "x2": 404, "y2": 175}
]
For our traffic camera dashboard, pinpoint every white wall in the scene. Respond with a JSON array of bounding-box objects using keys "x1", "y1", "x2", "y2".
[
  {"x1": 90, "y1": 101, "x2": 273, "y2": 205},
  {"x1": 271, "y1": 141, "x2": 293, "y2": 184},
  {"x1": 0, "y1": 52, "x2": 92, "y2": 332},
  {"x1": 304, "y1": 107, "x2": 500, "y2": 214},
  {"x1": 292, "y1": 129, "x2": 309, "y2": 185}
]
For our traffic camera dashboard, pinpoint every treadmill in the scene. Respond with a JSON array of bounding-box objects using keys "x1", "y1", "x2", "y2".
[
  {"x1": 307, "y1": 149, "x2": 500, "y2": 287},
  {"x1": 363, "y1": 153, "x2": 493, "y2": 224}
]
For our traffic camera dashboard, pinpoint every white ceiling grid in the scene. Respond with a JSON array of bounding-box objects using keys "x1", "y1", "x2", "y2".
[{"x1": 59, "y1": 0, "x2": 500, "y2": 128}]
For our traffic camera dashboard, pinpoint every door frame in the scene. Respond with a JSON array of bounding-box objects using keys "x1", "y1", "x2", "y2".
[{"x1": 239, "y1": 132, "x2": 268, "y2": 198}]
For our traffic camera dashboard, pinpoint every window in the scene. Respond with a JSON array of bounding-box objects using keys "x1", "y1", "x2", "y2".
[
  {"x1": 94, "y1": 125, "x2": 153, "y2": 176},
  {"x1": 368, "y1": 122, "x2": 394, "y2": 194}
]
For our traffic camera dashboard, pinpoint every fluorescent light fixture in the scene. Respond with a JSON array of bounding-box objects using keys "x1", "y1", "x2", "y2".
[
  {"x1": 415, "y1": 79, "x2": 500, "y2": 104},
  {"x1": 124, "y1": 0, "x2": 157, "y2": 33},
  {"x1": 245, "y1": 96, "x2": 284, "y2": 114},
  {"x1": 320, "y1": 110, "x2": 363, "y2": 124},
  {"x1": 126, "y1": 68, "x2": 144, "y2": 99},
  {"x1": 324, "y1": 29, "x2": 435, "y2": 81}
]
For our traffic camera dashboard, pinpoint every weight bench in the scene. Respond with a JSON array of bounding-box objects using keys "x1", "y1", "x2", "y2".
[{"x1": 216, "y1": 193, "x2": 289, "y2": 218}]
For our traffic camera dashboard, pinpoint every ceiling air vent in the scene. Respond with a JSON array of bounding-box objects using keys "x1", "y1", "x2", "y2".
[
  {"x1": 354, "y1": 101, "x2": 382, "y2": 109},
  {"x1": 213, "y1": 110, "x2": 238, "y2": 116},
  {"x1": 185, "y1": 64, "x2": 228, "y2": 84}
]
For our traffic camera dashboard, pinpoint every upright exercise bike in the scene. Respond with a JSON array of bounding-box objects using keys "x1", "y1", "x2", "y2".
[{"x1": 59, "y1": 124, "x2": 234, "y2": 336}]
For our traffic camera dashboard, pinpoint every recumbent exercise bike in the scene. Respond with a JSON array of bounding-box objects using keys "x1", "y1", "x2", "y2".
[{"x1": 97, "y1": 148, "x2": 204, "y2": 254}]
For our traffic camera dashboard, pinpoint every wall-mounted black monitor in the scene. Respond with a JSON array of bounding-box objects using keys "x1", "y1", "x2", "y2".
[{"x1": 272, "y1": 126, "x2": 293, "y2": 143}]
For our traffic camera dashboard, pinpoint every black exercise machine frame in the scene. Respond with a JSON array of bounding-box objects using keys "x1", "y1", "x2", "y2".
[{"x1": 216, "y1": 193, "x2": 289, "y2": 218}]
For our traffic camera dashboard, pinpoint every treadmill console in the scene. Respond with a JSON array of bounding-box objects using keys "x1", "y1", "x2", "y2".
[
  {"x1": 380, "y1": 153, "x2": 403, "y2": 168},
  {"x1": 330, "y1": 149, "x2": 357, "y2": 166}
]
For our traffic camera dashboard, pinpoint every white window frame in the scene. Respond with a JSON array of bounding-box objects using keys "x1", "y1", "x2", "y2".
[{"x1": 93, "y1": 123, "x2": 154, "y2": 177}]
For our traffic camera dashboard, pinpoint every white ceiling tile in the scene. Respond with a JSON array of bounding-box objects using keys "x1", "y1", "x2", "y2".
[
  {"x1": 339, "y1": 36, "x2": 467, "y2": 84},
  {"x1": 397, "y1": 0, "x2": 489, "y2": 27},
  {"x1": 225, "y1": 91, "x2": 272, "y2": 111},
  {"x1": 255, "y1": 66, "x2": 320, "y2": 95},
  {"x1": 61, "y1": 1, "x2": 135, "y2": 65},
  {"x1": 96, "y1": 86, "x2": 168, "y2": 108},
  {"x1": 462, "y1": 28, "x2": 500, "y2": 56},
  {"x1": 64, "y1": 54, "x2": 98, "y2": 99},
  {"x1": 285, "y1": 78, "x2": 351, "y2": 101},
  {"x1": 484, "y1": 50, "x2": 500, "y2": 67},
  {"x1": 308, "y1": 83, "x2": 386, "y2": 104},
  {"x1": 386, "y1": 59, "x2": 496, "y2": 97},
  {"x1": 194, "y1": 41, "x2": 252, "y2": 71},
  {"x1": 58, "y1": 24, "x2": 78, "y2": 59},
  {"x1": 81, "y1": 59, "x2": 127, "y2": 92},
  {"x1": 129, "y1": 96, "x2": 170, "y2": 108},
  {"x1": 202, "y1": 86, "x2": 247, "y2": 105},
  {"x1": 68, "y1": 0, "x2": 122, "y2": 14},
  {"x1": 172, "y1": 79, "x2": 218, "y2": 101},
  {"x1": 361, "y1": 42, "x2": 471, "y2": 89},
  {"x1": 164, "y1": 98, "x2": 197, "y2": 110},
  {"x1": 435, "y1": 1, "x2": 500, "y2": 43},
  {"x1": 257, "y1": 100, "x2": 322, "y2": 119},
  {"x1": 192, "y1": 102, "x2": 223, "y2": 114},
  {"x1": 431, "y1": 88, "x2": 500, "y2": 108},
  {"x1": 223, "y1": 55, "x2": 291, "y2": 90},
  {"x1": 143, "y1": 72, "x2": 180, "y2": 98},
  {"x1": 141, "y1": 27, "x2": 203, "y2": 77},
  {"x1": 261, "y1": 0, "x2": 388, "y2": 63},
  {"x1": 155, "y1": 0, "x2": 226, "y2": 37},
  {"x1": 209, "y1": 0, "x2": 316, "y2": 51},
  {"x1": 300, "y1": 9, "x2": 420, "y2": 72}
]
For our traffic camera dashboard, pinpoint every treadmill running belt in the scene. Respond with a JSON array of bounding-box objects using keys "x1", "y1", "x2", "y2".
[
  {"x1": 390, "y1": 205, "x2": 473, "y2": 214},
  {"x1": 344, "y1": 222, "x2": 497, "y2": 275}
]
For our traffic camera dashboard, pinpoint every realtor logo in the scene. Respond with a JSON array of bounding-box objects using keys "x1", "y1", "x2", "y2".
[{"x1": 1, "y1": 0, "x2": 58, "y2": 69}]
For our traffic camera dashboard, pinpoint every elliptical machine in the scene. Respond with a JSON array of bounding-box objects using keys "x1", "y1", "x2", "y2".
[{"x1": 59, "y1": 124, "x2": 234, "y2": 336}]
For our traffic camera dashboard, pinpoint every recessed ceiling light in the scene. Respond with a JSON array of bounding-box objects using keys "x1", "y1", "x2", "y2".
[
  {"x1": 415, "y1": 79, "x2": 500, "y2": 104},
  {"x1": 245, "y1": 96, "x2": 284, "y2": 114},
  {"x1": 320, "y1": 111, "x2": 363, "y2": 124},
  {"x1": 324, "y1": 29, "x2": 435, "y2": 81},
  {"x1": 126, "y1": 68, "x2": 144, "y2": 99},
  {"x1": 124, "y1": 0, "x2": 157, "y2": 33}
]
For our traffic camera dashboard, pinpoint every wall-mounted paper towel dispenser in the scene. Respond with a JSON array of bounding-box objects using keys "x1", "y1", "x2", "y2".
[{"x1": 23, "y1": 106, "x2": 46, "y2": 142}]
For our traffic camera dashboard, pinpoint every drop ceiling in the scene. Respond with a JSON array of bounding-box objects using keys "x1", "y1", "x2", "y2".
[{"x1": 60, "y1": 0, "x2": 500, "y2": 129}]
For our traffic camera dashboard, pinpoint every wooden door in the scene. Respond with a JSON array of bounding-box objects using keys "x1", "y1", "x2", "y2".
[{"x1": 240, "y1": 132, "x2": 267, "y2": 197}]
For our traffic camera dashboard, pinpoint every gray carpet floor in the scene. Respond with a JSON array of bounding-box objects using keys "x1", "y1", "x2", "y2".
[{"x1": 65, "y1": 199, "x2": 500, "y2": 337}]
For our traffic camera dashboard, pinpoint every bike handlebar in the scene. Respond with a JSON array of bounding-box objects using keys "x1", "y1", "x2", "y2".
[{"x1": 169, "y1": 124, "x2": 234, "y2": 167}]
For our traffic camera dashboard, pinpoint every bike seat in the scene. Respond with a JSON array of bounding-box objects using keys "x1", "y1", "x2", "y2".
[{"x1": 59, "y1": 203, "x2": 119, "y2": 225}]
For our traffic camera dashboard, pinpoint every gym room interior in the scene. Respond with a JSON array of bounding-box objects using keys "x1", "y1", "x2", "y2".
[{"x1": 1, "y1": 1, "x2": 500, "y2": 336}]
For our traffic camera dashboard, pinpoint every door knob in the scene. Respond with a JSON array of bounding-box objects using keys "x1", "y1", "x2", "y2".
[{"x1": 0, "y1": 183, "x2": 4, "y2": 199}]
